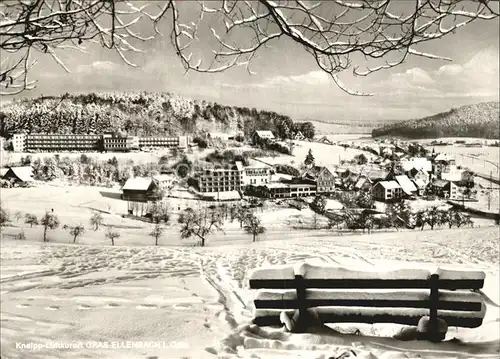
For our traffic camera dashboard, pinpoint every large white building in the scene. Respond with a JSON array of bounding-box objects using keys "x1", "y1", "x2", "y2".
[
  {"x1": 12, "y1": 134, "x2": 27, "y2": 152},
  {"x1": 197, "y1": 161, "x2": 244, "y2": 193},
  {"x1": 242, "y1": 160, "x2": 272, "y2": 186}
]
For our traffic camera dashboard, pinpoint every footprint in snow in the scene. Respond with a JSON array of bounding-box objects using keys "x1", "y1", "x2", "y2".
[
  {"x1": 136, "y1": 304, "x2": 157, "y2": 310},
  {"x1": 106, "y1": 303, "x2": 121, "y2": 308},
  {"x1": 46, "y1": 306, "x2": 60, "y2": 311},
  {"x1": 77, "y1": 304, "x2": 92, "y2": 310},
  {"x1": 16, "y1": 303, "x2": 31, "y2": 308}
]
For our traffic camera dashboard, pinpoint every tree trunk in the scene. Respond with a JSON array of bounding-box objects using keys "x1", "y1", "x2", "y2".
[
  {"x1": 155, "y1": 236, "x2": 159, "y2": 246},
  {"x1": 43, "y1": 226, "x2": 47, "y2": 242},
  {"x1": 111, "y1": 238, "x2": 114, "y2": 246},
  {"x1": 73, "y1": 235, "x2": 77, "y2": 244},
  {"x1": 253, "y1": 233, "x2": 256, "y2": 242},
  {"x1": 201, "y1": 237, "x2": 205, "y2": 247}
]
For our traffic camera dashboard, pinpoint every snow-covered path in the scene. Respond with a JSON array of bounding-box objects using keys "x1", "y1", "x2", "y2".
[{"x1": 1, "y1": 226, "x2": 499, "y2": 359}]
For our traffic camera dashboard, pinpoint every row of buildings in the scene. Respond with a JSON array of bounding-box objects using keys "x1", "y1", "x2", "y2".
[
  {"x1": 11, "y1": 133, "x2": 190, "y2": 153},
  {"x1": 189, "y1": 151, "x2": 473, "y2": 202}
]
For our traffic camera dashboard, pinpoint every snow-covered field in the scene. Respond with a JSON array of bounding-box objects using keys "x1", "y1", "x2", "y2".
[
  {"x1": 257, "y1": 141, "x2": 371, "y2": 167},
  {"x1": 1, "y1": 225, "x2": 499, "y2": 359}
]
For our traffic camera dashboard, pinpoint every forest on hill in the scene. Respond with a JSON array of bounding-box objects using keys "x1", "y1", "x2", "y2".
[
  {"x1": 0, "y1": 92, "x2": 315, "y2": 140},
  {"x1": 372, "y1": 101, "x2": 499, "y2": 139}
]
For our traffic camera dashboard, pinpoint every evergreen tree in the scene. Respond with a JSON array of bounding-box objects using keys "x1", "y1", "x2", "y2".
[{"x1": 304, "y1": 149, "x2": 315, "y2": 167}]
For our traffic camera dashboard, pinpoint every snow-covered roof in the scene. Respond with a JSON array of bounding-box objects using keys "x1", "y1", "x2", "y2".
[
  {"x1": 376, "y1": 180, "x2": 401, "y2": 190},
  {"x1": 246, "y1": 159, "x2": 272, "y2": 169},
  {"x1": 5, "y1": 166, "x2": 34, "y2": 182},
  {"x1": 413, "y1": 178, "x2": 427, "y2": 189},
  {"x1": 304, "y1": 165, "x2": 336, "y2": 179},
  {"x1": 354, "y1": 177, "x2": 371, "y2": 189},
  {"x1": 266, "y1": 182, "x2": 289, "y2": 189},
  {"x1": 271, "y1": 173, "x2": 293, "y2": 182},
  {"x1": 325, "y1": 199, "x2": 344, "y2": 211},
  {"x1": 122, "y1": 177, "x2": 155, "y2": 191},
  {"x1": 235, "y1": 161, "x2": 244, "y2": 171},
  {"x1": 434, "y1": 153, "x2": 454, "y2": 162},
  {"x1": 254, "y1": 130, "x2": 275, "y2": 139},
  {"x1": 395, "y1": 175, "x2": 417, "y2": 195},
  {"x1": 432, "y1": 179, "x2": 449, "y2": 188}
]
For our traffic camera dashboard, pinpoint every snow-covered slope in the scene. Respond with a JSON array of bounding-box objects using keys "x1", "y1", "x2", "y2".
[{"x1": 1, "y1": 227, "x2": 499, "y2": 359}]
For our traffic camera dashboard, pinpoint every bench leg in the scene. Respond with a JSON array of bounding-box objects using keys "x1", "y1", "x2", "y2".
[
  {"x1": 417, "y1": 316, "x2": 448, "y2": 342},
  {"x1": 280, "y1": 309, "x2": 322, "y2": 333}
]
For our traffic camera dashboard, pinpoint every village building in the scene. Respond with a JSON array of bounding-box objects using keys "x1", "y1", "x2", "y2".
[
  {"x1": 289, "y1": 180, "x2": 317, "y2": 198},
  {"x1": 293, "y1": 131, "x2": 305, "y2": 141},
  {"x1": 24, "y1": 134, "x2": 102, "y2": 152},
  {"x1": 266, "y1": 183, "x2": 291, "y2": 199},
  {"x1": 399, "y1": 157, "x2": 433, "y2": 173},
  {"x1": 12, "y1": 133, "x2": 27, "y2": 152},
  {"x1": 394, "y1": 175, "x2": 418, "y2": 197},
  {"x1": 103, "y1": 134, "x2": 139, "y2": 152},
  {"x1": 431, "y1": 179, "x2": 460, "y2": 200},
  {"x1": 2, "y1": 166, "x2": 35, "y2": 186},
  {"x1": 302, "y1": 166, "x2": 337, "y2": 193},
  {"x1": 242, "y1": 161, "x2": 272, "y2": 186},
  {"x1": 264, "y1": 179, "x2": 316, "y2": 199},
  {"x1": 197, "y1": 161, "x2": 244, "y2": 193},
  {"x1": 406, "y1": 167, "x2": 430, "y2": 184},
  {"x1": 438, "y1": 164, "x2": 464, "y2": 182},
  {"x1": 372, "y1": 181, "x2": 403, "y2": 202},
  {"x1": 152, "y1": 174, "x2": 176, "y2": 191},
  {"x1": 406, "y1": 168, "x2": 430, "y2": 195},
  {"x1": 139, "y1": 136, "x2": 188, "y2": 149},
  {"x1": 251, "y1": 130, "x2": 275, "y2": 145},
  {"x1": 354, "y1": 176, "x2": 373, "y2": 192},
  {"x1": 121, "y1": 177, "x2": 163, "y2": 202}
]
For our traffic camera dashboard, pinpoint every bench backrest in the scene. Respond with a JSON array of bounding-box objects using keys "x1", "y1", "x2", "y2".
[{"x1": 249, "y1": 263, "x2": 486, "y2": 329}]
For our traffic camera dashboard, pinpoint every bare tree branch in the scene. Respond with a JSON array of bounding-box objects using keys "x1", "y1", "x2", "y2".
[{"x1": 1, "y1": 0, "x2": 498, "y2": 96}]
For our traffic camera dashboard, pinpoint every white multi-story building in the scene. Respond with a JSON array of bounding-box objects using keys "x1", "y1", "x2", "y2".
[
  {"x1": 242, "y1": 161, "x2": 272, "y2": 186},
  {"x1": 197, "y1": 161, "x2": 244, "y2": 193},
  {"x1": 12, "y1": 133, "x2": 26, "y2": 152}
]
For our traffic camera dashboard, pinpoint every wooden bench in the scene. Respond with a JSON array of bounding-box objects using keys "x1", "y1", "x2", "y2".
[{"x1": 248, "y1": 263, "x2": 486, "y2": 342}]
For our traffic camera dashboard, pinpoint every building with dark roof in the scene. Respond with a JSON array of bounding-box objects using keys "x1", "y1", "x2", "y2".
[{"x1": 121, "y1": 177, "x2": 162, "y2": 202}]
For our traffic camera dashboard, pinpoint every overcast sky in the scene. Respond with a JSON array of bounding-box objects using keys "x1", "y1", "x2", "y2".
[{"x1": 7, "y1": 1, "x2": 500, "y2": 123}]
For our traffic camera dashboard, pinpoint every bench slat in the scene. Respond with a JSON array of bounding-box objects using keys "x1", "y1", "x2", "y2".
[
  {"x1": 253, "y1": 289, "x2": 483, "y2": 312},
  {"x1": 254, "y1": 303, "x2": 486, "y2": 328},
  {"x1": 249, "y1": 265, "x2": 485, "y2": 290},
  {"x1": 249, "y1": 278, "x2": 484, "y2": 290}
]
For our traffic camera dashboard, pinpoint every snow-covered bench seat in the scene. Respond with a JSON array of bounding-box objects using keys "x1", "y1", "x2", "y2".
[{"x1": 248, "y1": 263, "x2": 486, "y2": 341}]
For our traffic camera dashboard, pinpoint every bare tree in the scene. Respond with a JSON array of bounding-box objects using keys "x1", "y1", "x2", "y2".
[
  {"x1": 24, "y1": 213, "x2": 38, "y2": 227},
  {"x1": 1, "y1": 1, "x2": 498, "y2": 95},
  {"x1": 105, "y1": 226, "x2": 120, "y2": 246},
  {"x1": 13, "y1": 210, "x2": 22, "y2": 222},
  {"x1": 150, "y1": 223, "x2": 164, "y2": 246},
  {"x1": 243, "y1": 212, "x2": 266, "y2": 242},
  {"x1": 69, "y1": 225, "x2": 85, "y2": 244},
  {"x1": 327, "y1": 213, "x2": 344, "y2": 233},
  {"x1": 178, "y1": 206, "x2": 223, "y2": 247},
  {"x1": 89, "y1": 211, "x2": 103, "y2": 231},
  {"x1": 40, "y1": 211, "x2": 60, "y2": 242},
  {"x1": 150, "y1": 202, "x2": 170, "y2": 225}
]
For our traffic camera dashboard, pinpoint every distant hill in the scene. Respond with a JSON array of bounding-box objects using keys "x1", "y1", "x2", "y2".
[
  {"x1": 372, "y1": 102, "x2": 499, "y2": 139},
  {"x1": 0, "y1": 92, "x2": 314, "y2": 139}
]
